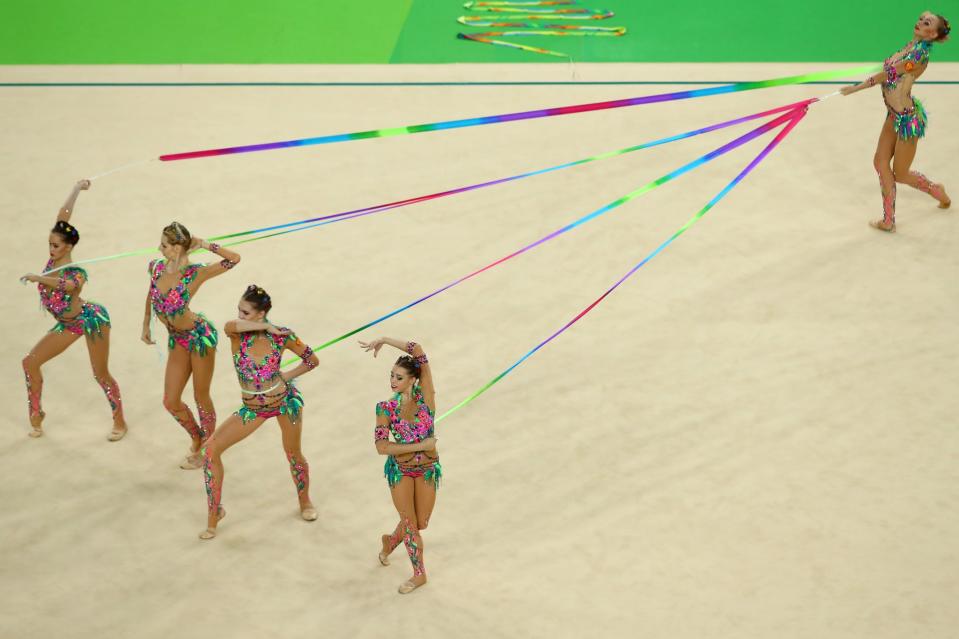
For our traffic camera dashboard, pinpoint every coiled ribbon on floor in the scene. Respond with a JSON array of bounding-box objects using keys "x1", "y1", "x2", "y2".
[{"x1": 458, "y1": 1, "x2": 623, "y2": 58}]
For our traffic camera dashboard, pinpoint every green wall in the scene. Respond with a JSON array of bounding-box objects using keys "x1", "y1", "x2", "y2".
[{"x1": 2, "y1": 0, "x2": 955, "y2": 63}]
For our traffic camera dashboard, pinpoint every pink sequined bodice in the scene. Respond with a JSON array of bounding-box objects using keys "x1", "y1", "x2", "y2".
[
  {"x1": 234, "y1": 331, "x2": 285, "y2": 389},
  {"x1": 38, "y1": 259, "x2": 86, "y2": 319},
  {"x1": 149, "y1": 260, "x2": 201, "y2": 319},
  {"x1": 377, "y1": 390, "x2": 434, "y2": 444}
]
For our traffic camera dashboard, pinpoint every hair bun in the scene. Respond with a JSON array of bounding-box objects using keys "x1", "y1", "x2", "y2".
[
  {"x1": 242, "y1": 284, "x2": 273, "y2": 313},
  {"x1": 52, "y1": 219, "x2": 80, "y2": 245}
]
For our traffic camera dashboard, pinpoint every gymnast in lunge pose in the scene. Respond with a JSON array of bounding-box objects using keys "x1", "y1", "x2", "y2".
[
  {"x1": 199, "y1": 285, "x2": 320, "y2": 540},
  {"x1": 360, "y1": 337, "x2": 439, "y2": 595},
  {"x1": 142, "y1": 222, "x2": 240, "y2": 468},
  {"x1": 20, "y1": 180, "x2": 126, "y2": 440},
  {"x1": 841, "y1": 11, "x2": 951, "y2": 232}
]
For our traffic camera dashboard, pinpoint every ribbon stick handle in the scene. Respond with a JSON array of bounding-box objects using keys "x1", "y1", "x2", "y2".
[{"x1": 816, "y1": 90, "x2": 842, "y2": 103}]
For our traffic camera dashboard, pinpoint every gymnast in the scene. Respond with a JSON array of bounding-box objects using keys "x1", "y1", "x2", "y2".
[
  {"x1": 20, "y1": 180, "x2": 126, "y2": 440},
  {"x1": 361, "y1": 337, "x2": 440, "y2": 595},
  {"x1": 841, "y1": 11, "x2": 951, "y2": 232},
  {"x1": 142, "y1": 222, "x2": 239, "y2": 468},
  {"x1": 198, "y1": 285, "x2": 320, "y2": 540}
]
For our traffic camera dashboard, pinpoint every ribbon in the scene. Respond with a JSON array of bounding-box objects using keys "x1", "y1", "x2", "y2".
[
  {"x1": 280, "y1": 102, "x2": 812, "y2": 366},
  {"x1": 458, "y1": 0, "x2": 623, "y2": 58},
  {"x1": 157, "y1": 65, "x2": 877, "y2": 162},
  {"x1": 40, "y1": 100, "x2": 813, "y2": 275},
  {"x1": 437, "y1": 107, "x2": 808, "y2": 421}
]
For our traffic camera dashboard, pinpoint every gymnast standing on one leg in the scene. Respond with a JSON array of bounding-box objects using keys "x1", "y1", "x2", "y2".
[
  {"x1": 199, "y1": 285, "x2": 320, "y2": 540},
  {"x1": 142, "y1": 222, "x2": 240, "y2": 468},
  {"x1": 841, "y1": 11, "x2": 951, "y2": 232},
  {"x1": 360, "y1": 337, "x2": 439, "y2": 595},
  {"x1": 20, "y1": 179, "x2": 127, "y2": 440}
]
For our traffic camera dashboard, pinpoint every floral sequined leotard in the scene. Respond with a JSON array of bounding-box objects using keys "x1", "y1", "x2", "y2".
[
  {"x1": 881, "y1": 40, "x2": 933, "y2": 139},
  {"x1": 375, "y1": 387, "x2": 442, "y2": 489},
  {"x1": 148, "y1": 259, "x2": 218, "y2": 355},
  {"x1": 232, "y1": 330, "x2": 304, "y2": 424},
  {"x1": 39, "y1": 259, "x2": 110, "y2": 337}
]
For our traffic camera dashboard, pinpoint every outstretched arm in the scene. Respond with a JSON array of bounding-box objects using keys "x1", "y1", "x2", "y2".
[
  {"x1": 22, "y1": 270, "x2": 85, "y2": 291},
  {"x1": 840, "y1": 71, "x2": 885, "y2": 96},
  {"x1": 57, "y1": 179, "x2": 90, "y2": 223}
]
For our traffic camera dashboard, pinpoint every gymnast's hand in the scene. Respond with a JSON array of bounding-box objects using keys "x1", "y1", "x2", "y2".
[
  {"x1": 20, "y1": 273, "x2": 39, "y2": 284},
  {"x1": 189, "y1": 236, "x2": 205, "y2": 252},
  {"x1": 358, "y1": 338, "x2": 385, "y2": 357},
  {"x1": 76, "y1": 179, "x2": 91, "y2": 190},
  {"x1": 266, "y1": 324, "x2": 290, "y2": 337},
  {"x1": 840, "y1": 85, "x2": 856, "y2": 96},
  {"x1": 141, "y1": 326, "x2": 155, "y2": 345}
]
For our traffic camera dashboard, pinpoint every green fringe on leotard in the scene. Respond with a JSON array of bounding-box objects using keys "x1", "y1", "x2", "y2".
[
  {"x1": 51, "y1": 302, "x2": 110, "y2": 338},
  {"x1": 236, "y1": 385, "x2": 304, "y2": 424},
  {"x1": 384, "y1": 456, "x2": 442, "y2": 490}
]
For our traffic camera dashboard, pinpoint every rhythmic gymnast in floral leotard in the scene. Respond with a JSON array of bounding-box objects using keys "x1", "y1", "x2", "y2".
[
  {"x1": 141, "y1": 222, "x2": 240, "y2": 469},
  {"x1": 199, "y1": 285, "x2": 320, "y2": 540},
  {"x1": 841, "y1": 11, "x2": 951, "y2": 232},
  {"x1": 359, "y1": 337, "x2": 439, "y2": 595},
  {"x1": 20, "y1": 180, "x2": 126, "y2": 440}
]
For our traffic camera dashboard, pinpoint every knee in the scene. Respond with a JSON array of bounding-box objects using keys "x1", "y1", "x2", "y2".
[
  {"x1": 162, "y1": 395, "x2": 183, "y2": 413},
  {"x1": 400, "y1": 514, "x2": 419, "y2": 533},
  {"x1": 417, "y1": 518, "x2": 430, "y2": 531},
  {"x1": 873, "y1": 155, "x2": 889, "y2": 173},
  {"x1": 203, "y1": 441, "x2": 221, "y2": 462},
  {"x1": 193, "y1": 389, "x2": 212, "y2": 405},
  {"x1": 22, "y1": 354, "x2": 38, "y2": 374},
  {"x1": 893, "y1": 171, "x2": 910, "y2": 184}
]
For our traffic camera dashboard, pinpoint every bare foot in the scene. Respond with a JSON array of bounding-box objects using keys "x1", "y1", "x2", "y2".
[
  {"x1": 869, "y1": 220, "x2": 896, "y2": 233},
  {"x1": 107, "y1": 423, "x2": 128, "y2": 442},
  {"x1": 28, "y1": 411, "x2": 45, "y2": 438},
  {"x1": 379, "y1": 535, "x2": 392, "y2": 566},
  {"x1": 398, "y1": 574, "x2": 427, "y2": 594}
]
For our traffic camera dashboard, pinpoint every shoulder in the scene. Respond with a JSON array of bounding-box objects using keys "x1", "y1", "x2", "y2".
[
  {"x1": 148, "y1": 259, "x2": 164, "y2": 275},
  {"x1": 183, "y1": 263, "x2": 204, "y2": 282},
  {"x1": 64, "y1": 266, "x2": 88, "y2": 280},
  {"x1": 376, "y1": 400, "x2": 394, "y2": 416}
]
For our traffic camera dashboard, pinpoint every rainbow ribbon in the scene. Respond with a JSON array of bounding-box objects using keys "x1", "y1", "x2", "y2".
[
  {"x1": 458, "y1": 0, "x2": 621, "y2": 57},
  {"x1": 157, "y1": 66, "x2": 877, "y2": 162},
  {"x1": 436, "y1": 107, "x2": 808, "y2": 421},
  {"x1": 280, "y1": 102, "x2": 812, "y2": 366},
  {"x1": 465, "y1": 0, "x2": 578, "y2": 5},
  {"x1": 463, "y1": 0, "x2": 611, "y2": 17},
  {"x1": 457, "y1": 26, "x2": 625, "y2": 59},
  {"x1": 41, "y1": 100, "x2": 813, "y2": 275}
]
